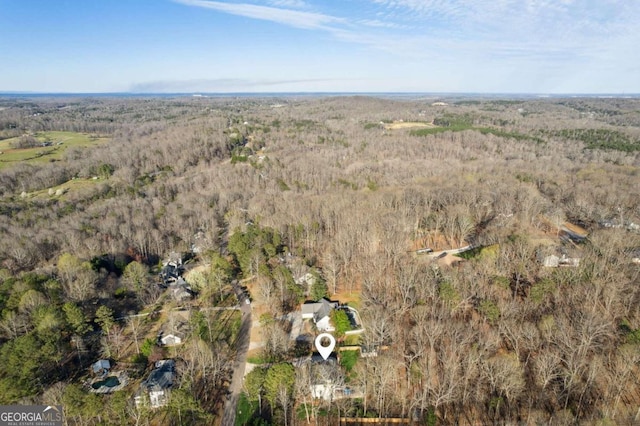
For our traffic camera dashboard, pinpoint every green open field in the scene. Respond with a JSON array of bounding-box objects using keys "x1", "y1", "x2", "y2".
[
  {"x1": 25, "y1": 177, "x2": 108, "y2": 201},
  {"x1": 0, "y1": 131, "x2": 109, "y2": 170}
]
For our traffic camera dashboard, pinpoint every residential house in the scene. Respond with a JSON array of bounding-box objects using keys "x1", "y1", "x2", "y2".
[
  {"x1": 160, "y1": 252, "x2": 184, "y2": 286},
  {"x1": 159, "y1": 311, "x2": 190, "y2": 346},
  {"x1": 599, "y1": 218, "x2": 624, "y2": 229},
  {"x1": 600, "y1": 218, "x2": 640, "y2": 232},
  {"x1": 302, "y1": 298, "x2": 338, "y2": 332},
  {"x1": 543, "y1": 254, "x2": 580, "y2": 268},
  {"x1": 160, "y1": 264, "x2": 183, "y2": 286},
  {"x1": 308, "y1": 358, "x2": 343, "y2": 402},
  {"x1": 160, "y1": 333, "x2": 184, "y2": 346},
  {"x1": 172, "y1": 280, "x2": 195, "y2": 302},
  {"x1": 311, "y1": 353, "x2": 337, "y2": 364},
  {"x1": 135, "y1": 359, "x2": 176, "y2": 408}
]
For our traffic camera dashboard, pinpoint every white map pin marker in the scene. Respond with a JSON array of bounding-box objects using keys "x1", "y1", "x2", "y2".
[{"x1": 315, "y1": 333, "x2": 336, "y2": 360}]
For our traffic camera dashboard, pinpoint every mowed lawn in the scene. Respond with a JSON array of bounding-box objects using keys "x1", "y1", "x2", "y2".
[{"x1": 0, "y1": 131, "x2": 109, "y2": 170}]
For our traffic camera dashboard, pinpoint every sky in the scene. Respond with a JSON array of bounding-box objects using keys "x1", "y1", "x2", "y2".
[{"x1": 0, "y1": 0, "x2": 638, "y2": 93}]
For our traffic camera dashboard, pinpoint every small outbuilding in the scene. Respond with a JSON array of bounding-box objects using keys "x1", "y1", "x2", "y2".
[{"x1": 92, "y1": 359, "x2": 111, "y2": 377}]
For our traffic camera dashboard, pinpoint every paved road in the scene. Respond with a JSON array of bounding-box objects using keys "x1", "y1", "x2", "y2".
[{"x1": 220, "y1": 282, "x2": 252, "y2": 426}]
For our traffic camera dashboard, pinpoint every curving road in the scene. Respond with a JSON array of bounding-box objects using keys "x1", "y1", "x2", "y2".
[{"x1": 220, "y1": 282, "x2": 252, "y2": 426}]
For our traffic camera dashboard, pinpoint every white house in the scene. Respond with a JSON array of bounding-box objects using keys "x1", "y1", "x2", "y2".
[
  {"x1": 159, "y1": 311, "x2": 190, "y2": 347},
  {"x1": 309, "y1": 360, "x2": 342, "y2": 402},
  {"x1": 311, "y1": 383, "x2": 335, "y2": 401},
  {"x1": 301, "y1": 298, "x2": 338, "y2": 332},
  {"x1": 135, "y1": 359, "x2": 175, "y2": 408},
  {"x1": 160, "y1": 333, "x2": 183, "y2": 346},
  {"x1": 543, "y1": 254, "x2": 580, "y2": 268}
]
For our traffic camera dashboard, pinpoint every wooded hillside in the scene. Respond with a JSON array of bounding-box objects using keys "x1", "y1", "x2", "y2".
[{"x1": 0, "y1": 95, "x2": 639, "y2": 425}]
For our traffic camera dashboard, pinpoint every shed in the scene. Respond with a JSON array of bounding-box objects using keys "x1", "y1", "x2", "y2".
[{"x1": 92, "y1": 359, "x2": 111, "y2": 375}]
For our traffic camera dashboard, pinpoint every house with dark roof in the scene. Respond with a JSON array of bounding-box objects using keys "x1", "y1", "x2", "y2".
[
  {"x1": 311, "y1": 353, "x2": 338, "y2": 365},
  {"x1": 301, "y1": 298, "x2": 338, "y2": 332},
  {"x1": 135, "y1": 359, "x2": 176, "y2": 408},
  {"x1": 160, "y1": 263, "x2": 184, "y2": 286},
  {"x1": 160, "y1": 252, "x2": 185, "y2": 286}
]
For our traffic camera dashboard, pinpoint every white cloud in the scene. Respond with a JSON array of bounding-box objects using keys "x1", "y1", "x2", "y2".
[
  {"x1": 369, "y1": 0, "x2": 639, "y2": 44},
  {"x1": 174, "y1": 0, "x2": 640, "y2": 57},
  {"x1": 267, "y1": 0, "x2": 307, "y2": 8},
  {"x1": 365, "y1": 0, "x2": 640, "y2": 66},
  {"x1": 172, "y1": 0, "x2": 640, "y2": 92},
  {"x1": 173, "y1": 0, "x2": 343, "y2": 30},
  {"x1": 357, "y1": 18, "x2": 403, "y2": 29}
]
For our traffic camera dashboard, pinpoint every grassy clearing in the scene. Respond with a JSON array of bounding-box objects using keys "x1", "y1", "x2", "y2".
[
  {"x1": 0, "y1": 131, "x2": 109, "y2": 170},
  {"x1": 333, "y1": 291, "x2": 361, "y2": 309},
  {"x1": 24, "y1": 177, "x2": 106, "y2": 201},
  {"x1": 343, "y1": 334, "x2": 361, "y2": 346},
  {"x1": 384, "y1": 121, "x2": 434, "y2": 130}
]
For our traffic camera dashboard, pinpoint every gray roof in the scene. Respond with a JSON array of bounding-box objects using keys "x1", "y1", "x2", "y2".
[
  {"x1": 143, "y1": 360, "x2": 175, "y2": 391},
  {"x1": 302, "y1": 302, "x2": 322, "y2": 316},
  {"x1": 161, "y1": 264, "x2": 182, "y2": 281},
  {"x1": 92, "y1": 359, "x2": 111, "y2": 373},
  {"x1": 172, "y1": 283, "x2": 194, "y2": 300},
  {"x1": 302, "y1": 298, "x2": 338, "y2": 320},
  {"x1": 314, "y1": 298, "x2": 337, "y2": 322},
  {"x1": 311, "y1": 353, "x2": 337, "y2": 365}
]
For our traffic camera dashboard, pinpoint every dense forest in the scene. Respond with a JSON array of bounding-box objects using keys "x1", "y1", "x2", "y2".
[{"x1": 0, "y1": 95, "x2": 639, "y2": 425}]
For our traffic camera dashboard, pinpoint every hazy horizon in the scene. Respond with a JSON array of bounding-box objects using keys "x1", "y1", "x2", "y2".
[{"x1": 2, "y1": 91, "x2": 640, "y2": 99}]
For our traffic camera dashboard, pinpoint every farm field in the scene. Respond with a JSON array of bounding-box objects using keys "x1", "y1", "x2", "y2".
[{"x1": 0, "y1": 131, "x2": 109, "y2": 170}]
